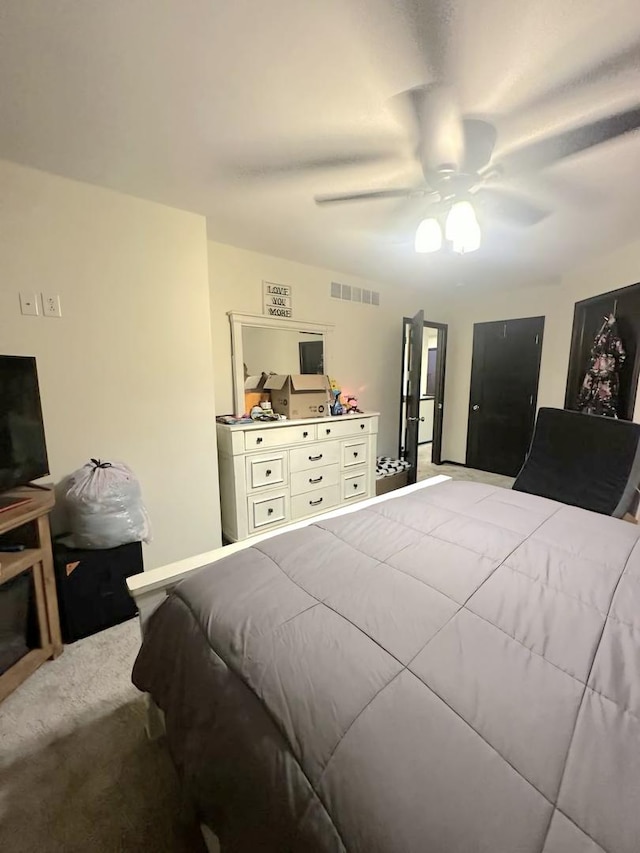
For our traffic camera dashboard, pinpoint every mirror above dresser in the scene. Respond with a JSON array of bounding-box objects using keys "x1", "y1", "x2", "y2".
[
  {"x1": 228, "y1": 312, "x2": 334, "y2": 416},
  {"x1": 222, "y1": 311, "x2": 379, "y2": 542}
]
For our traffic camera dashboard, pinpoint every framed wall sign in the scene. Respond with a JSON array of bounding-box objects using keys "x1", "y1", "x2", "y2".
[{"x1": 263, "y1": 281, "x2": 293, "y2": 319}]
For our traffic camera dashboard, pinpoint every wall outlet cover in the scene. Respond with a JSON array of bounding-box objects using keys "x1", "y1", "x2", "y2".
[{"x1": 42, "y1": 293, "x2": 62, "y2": 317}]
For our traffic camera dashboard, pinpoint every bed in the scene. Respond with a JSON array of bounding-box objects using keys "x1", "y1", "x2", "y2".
[{"x1": 129, "y1": 477, "x2": 640, "y2": 853}]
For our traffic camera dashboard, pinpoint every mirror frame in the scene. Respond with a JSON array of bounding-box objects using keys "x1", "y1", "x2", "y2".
[{"x1": 228, "y1": 312, "x2": 334, "y2": 415}]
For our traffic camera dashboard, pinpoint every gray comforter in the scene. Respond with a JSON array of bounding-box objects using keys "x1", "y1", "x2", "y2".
[{"x1": 132, "y1": 480, "x2": 640, "y2": 853}]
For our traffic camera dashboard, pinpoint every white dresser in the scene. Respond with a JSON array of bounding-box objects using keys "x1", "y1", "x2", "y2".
[{"x1": 217, "y1": 412, "x2": 379, "y2": 542}]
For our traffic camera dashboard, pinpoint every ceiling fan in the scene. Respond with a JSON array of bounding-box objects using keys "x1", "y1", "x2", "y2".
[{"x1": 313, "y1": 83, "x2": 640, "y2": 254}]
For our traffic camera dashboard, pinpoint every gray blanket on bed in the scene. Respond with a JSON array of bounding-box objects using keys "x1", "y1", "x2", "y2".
[{"x1": 132, "y1": 480, "x2": 640, "y2": 853}]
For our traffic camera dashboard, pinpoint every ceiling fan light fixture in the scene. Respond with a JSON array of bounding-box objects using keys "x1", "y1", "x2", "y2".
[
  {"x1": 452, "y1": 219, "x2": 481, "y2": 254},
  {"x1": 446, "y1": 200, "x2": 481, "y2": 253},
  {"x1": 414, "y1": 218, "x2": 442, "y2": 253}
]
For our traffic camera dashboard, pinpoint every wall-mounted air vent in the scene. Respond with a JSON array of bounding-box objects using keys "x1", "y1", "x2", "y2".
[{"x1": 330, "y1": 282, "x2": 379, "y2": 307}]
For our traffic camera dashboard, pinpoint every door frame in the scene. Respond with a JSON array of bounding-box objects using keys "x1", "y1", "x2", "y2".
[
  {"x1": 404, "y1": 311, "x2": 424, "y2": 485},
  {"x1": 398, "y1": 318, "x2": 448, "y2": 466}
]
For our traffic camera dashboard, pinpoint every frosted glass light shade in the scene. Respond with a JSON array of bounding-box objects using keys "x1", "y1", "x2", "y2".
[
  {"x1": 452, "y1": 219, "x2": 481, "y2": 253},
  {"x1": 446, "y1": 201, "x2": 481, "y2": 253},
  {"x1": 414, "y1": 218, "x2": 442, "y2": 253}
]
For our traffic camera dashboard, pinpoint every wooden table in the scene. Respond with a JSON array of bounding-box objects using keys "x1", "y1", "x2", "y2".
[{"x1": 0, "y1": 486, "x2": 62, "y2": 703}]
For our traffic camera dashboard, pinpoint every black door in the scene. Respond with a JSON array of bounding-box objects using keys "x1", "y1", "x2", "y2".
[
  {"x1": 466, "y1": 316, "x2": 544, "y2": 476},
  {"x1": 399, "y1": 317, "x2": 448, "y2": 470},
  {"x1": 430, "y1": 323, "x2": 447, "y2": 465},
  {"x1": 404, "y1": 310, "x2": 424, "y2": 484}
]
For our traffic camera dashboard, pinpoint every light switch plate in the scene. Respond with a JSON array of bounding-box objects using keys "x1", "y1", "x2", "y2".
[
  {"x1": 42, "y1": 293, "x2": 62, "y2": 317},
  {"x1": 20, "y1": 292, "x2": 39, "y2": 316}
]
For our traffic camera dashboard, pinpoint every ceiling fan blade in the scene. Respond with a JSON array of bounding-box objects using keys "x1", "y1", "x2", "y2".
[
  {"x1": 234, "y1": 150, "x2": 398, "y2": 179},
  {"x1": 409, "y1": 83, "x2": 465, "y2": 175},
  {"x1": 475, "y1": 186, "x2": 550, "y2": 226},
  {"x1": 462, "y1": 119, "x2": 497, "y2": 173},
  {"x1": 314, "y1": 188, "x2": 420, "y2": 205},
  {"x1": 512, "y1": 37, "x2": 640, "y2": 116},
  {"x1": 403, "y1": 0, "x2": 457, "y2": 82},
  {"x1": 499, "y1": 105, "x2": 640, "y2": 176}
]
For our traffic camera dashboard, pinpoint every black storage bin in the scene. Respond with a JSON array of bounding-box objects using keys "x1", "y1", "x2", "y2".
[{"x1": 53, "y1": 540, "x2": 143, "y2": 643}]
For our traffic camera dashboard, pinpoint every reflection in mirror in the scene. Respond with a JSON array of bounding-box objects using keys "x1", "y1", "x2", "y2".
[{"x1": 242, "y1": 327, "x2": 324, "y2": 377}]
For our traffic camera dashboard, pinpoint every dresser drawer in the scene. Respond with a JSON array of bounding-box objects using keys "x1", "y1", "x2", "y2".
[
  {"x1": 248, "y1": 492, "x2": 288, "y2": 531},
  {"x1": 342, "y1": 439, "x2": 368, "y2": 468},
  {"x1": 319, "y1": 418, "x2": 371, "y2": 440},
  {"x1": 290, "y1": 440, "x2": 340, "y2": 472},
  {"x1": 244, "y1": 424, "x2": 317, "y2": 451},
  {"x1": 291, "y1": 465, "x2": 340, "y2": 496},
  {"x1": 291, "y1": 485, "x2": 340, "y2": 520},
  {"x1": 246, "y1": 452, "x2": 287, "y2": 491},
  {"x1": 342, "y1": 470, "x2": 368, "y2": 501}
]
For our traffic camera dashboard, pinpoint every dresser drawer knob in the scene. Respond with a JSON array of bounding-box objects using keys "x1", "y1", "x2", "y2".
[
  {"x1": 267, "y1": 507, "x2": 274, "y2": 515},
  {"x1": 360, "y1": 423, "x2": 365, "y2": 430},
  {"x1": 309, "y1": 497, "x2": 323, "y2": 507},
  {"x1": 353, "y1": 482, "x2": 358, "y2": 489},
  {"x1": 309, "y1": 453, "x2": 323, "y2": 461},
  {"x1": 256, "y1": 437, "x2": 263, "y2": 444},
  {"x1": 265, "y1": 469, "x2": 272, "y2": 476},
  {"x1": 326, "y1": 428, "x2": 331, "y2": 435},
  {"x1": 353, "y1": 451, "x2": 358, "y2": 458},
  {"x1": 309, "y1": 475, "x2": 323, "y2": 484},
  {"x1": 303, "y1": 431, "x2": 309, "y2": 438}
]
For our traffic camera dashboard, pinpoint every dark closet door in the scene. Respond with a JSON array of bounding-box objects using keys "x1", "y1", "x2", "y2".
[{"x1": 466, "y1": 316, "x2": 544, "y2": 476}]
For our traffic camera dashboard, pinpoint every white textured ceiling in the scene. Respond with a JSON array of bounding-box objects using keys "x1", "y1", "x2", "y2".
[{"x1": 1, "y1": 0, "x2": 640, "y2": 289}]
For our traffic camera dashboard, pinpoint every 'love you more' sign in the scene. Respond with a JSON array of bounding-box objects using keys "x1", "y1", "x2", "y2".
[{"x1": 263, "y1": 281, "x2": 293, "y2": 319}]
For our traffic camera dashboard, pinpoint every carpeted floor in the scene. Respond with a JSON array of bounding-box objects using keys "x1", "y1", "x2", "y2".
[
  {"x1": 417, "y1": 445, "x2": 515, "y2": 489},
  {"x1": 0, "y1": 620, "x2": 204, "y2": 853}
]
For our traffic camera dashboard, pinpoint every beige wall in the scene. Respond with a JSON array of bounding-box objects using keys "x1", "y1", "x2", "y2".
[
  {"x1": 4, "y1": 154, "x2": 635, "y2": 562},
  {"x1": 0, "y1": 159, "x2": 221, "y2": 569},
  {"x1": 440, "y1": 237, "x2": 640, "y2": 463},
  {"x1": 208, "y1": 241, "x2": 438, "y2": 455}
]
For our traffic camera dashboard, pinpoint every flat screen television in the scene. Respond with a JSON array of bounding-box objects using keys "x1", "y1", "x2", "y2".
[{"x1": 0, "y1": 356, "x2": 49, "y2": 491}]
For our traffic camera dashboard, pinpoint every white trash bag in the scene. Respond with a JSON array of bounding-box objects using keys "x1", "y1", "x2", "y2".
[{"x1": 65, "y1": 459, "x2": 151, "y2": 549}]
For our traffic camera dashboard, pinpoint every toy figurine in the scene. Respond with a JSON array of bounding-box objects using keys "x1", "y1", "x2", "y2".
[
  {"x1": 345, "y1": 395, "x2": 362, "y2": 414},
  {"x1": 330, "y1": 389, "x2": 345, "y2": 416}
]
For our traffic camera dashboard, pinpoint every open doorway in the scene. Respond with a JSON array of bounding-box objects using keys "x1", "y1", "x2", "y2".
[{"x1": 399, "y1": 315, "x2": 448, "y2": 479}]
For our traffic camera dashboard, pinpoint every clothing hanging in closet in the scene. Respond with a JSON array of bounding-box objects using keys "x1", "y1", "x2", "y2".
[{"x1": 576, "y1": 315, "x2": 626, "y2": 417}]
